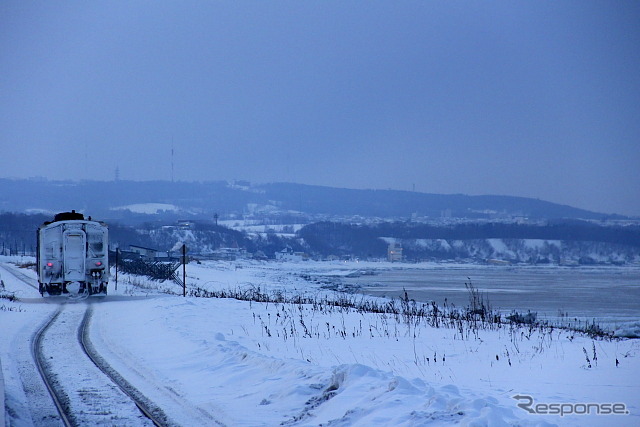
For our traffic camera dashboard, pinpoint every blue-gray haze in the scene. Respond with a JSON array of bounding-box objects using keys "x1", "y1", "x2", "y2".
[{"x1": 1, "y1": 2, "x2": 639, "y2": 216}]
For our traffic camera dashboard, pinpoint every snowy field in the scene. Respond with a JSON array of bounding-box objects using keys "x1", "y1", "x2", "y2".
[{"x1": 1, "y1": 256, "x2": 639, "y2": 426}]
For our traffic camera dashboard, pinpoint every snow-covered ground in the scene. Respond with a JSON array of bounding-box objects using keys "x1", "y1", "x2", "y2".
[
  {"x1": 1, "y1": 256, "x2": 639, "y2": 426},
  {"x1": 111, "y1": 203, "x2": 181, "y2": 214}
]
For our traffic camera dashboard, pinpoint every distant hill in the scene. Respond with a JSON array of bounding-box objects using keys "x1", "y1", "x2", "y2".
[
  {"x1": 258, "y1": 183, "x2": 615, "y2": 220},
  {"x1": 0, "y1": 178, "x2": 624, "y2": 222}
]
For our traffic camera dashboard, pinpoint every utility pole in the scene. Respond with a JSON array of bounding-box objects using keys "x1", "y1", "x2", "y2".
[
  {"x1": 115, "y1": 248, "x2": 119, "y2": 291},
  {"x1": 182, "y1": 244, "x2": 186, "y2": 297}
]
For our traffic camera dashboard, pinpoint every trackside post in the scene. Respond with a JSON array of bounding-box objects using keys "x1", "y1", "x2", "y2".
[
  {"x1": 115, "y1": 248, "x2": 119, "y2": 291},
  {"x1": 182, "y1": 244, "x2": 186, "y2": 297}
]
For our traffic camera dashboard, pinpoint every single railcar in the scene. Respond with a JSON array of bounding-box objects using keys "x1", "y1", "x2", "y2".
[{"x1": 37, "y1": 211, "x2": 109, "y2": 296}]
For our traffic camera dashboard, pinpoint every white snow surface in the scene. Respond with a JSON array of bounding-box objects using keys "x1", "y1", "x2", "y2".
[
  {"x1": 486, "y1": 239, "x2": 516, "y2": 259},
  {"x1": 1, "y1": 257, "x2": 639, "y2": 426}
]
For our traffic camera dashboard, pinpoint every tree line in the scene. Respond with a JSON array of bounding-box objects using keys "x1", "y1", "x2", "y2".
[
  {"x1": 298, "y1": 221, "x2": 640, "y2": 258},
  {"x1": 1, "y1": 212, "x2": 638, "y2": 259}
]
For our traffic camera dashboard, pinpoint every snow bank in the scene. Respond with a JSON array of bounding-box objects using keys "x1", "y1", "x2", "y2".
[
  {"x1": 92, "y1": 296, "x2": 561, "y2": 426},
  {"x1": 290, "y1": 364, "x2": 546, "y2": 426}
]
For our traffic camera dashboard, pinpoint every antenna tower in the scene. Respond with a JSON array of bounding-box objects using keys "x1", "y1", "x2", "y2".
[{"x1": 171, "y1": 137, "x2": 175, "y2": 183}]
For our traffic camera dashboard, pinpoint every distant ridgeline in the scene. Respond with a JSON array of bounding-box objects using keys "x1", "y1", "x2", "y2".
[
  {"x1": 0, "y1": 179, "x2": 628, "y2": 222},
  {"x1": 1, "y1": 176, "x2": 639, "y2": 264},
  {"x1": 298, "y1": 221, "x2": 640, "y2": 264}
]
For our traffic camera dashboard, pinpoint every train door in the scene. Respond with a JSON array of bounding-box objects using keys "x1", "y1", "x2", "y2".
[{"x1": 63, "y1": 230, "x2": 86, "y2": 281}]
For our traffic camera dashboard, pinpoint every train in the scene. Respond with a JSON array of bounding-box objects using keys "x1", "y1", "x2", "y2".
[{"x1": 37, "y1": 211, "x2": 109, "y2": 296}]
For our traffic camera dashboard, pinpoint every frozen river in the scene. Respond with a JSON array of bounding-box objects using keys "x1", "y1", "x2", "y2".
[{"x1": 342, "y1": 265, "x2": 640, "y2": 329}]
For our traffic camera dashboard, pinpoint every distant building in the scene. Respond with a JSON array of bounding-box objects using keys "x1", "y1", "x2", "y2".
[
  {"x1": 211, "y1": 247, "x2": 246, "y2": 261},
  {"x1": 276, "y1": 247, "x2": 306, "y2": 262},
  {"x1": 177, "y1": 220, "x2": 195, "y2": 229},
  {"x1": 129, "y1": 245, "x2": 160, "y2": 260},
  {"x1": 387, "y1": 242, "x2": 403, "y2": 262}
]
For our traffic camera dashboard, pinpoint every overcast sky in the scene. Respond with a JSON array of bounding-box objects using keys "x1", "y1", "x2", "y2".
[{"x1": 1, "y1": 2, "x2": 639, "y2": 216}]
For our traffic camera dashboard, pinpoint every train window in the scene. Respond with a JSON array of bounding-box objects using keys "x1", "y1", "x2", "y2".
[
  {"x1": 85, "y1": 224, "x2": 106, "y2": 258},
  {"x1": 90, "y1": 242, "x2": 104, "y2": 254},
  {"x1": 87, "y1": 235, "x2": 104, "y2": 256}
]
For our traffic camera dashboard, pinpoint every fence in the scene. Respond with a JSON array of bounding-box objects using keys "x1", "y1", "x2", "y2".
[{"x1": 109, "y1": 245, "x2": 187, "y2": 296}]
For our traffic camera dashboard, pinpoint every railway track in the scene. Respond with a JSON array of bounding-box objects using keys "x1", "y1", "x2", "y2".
[
  {"x1": 4, "y1": 262, "x2": 224, "y2": 426},
  {"x1": 78, "y1": 305, "x2": 171, "y2": 426},
  {"x1": 31, "y1": 306, "x2": 73, "y2": 426},
  {"x1": 0, "y1": 262, "x2": 172, "y2": 426},
  {"x1": 0, "y1": 262, "x2": 40, "y2": 291},
  {"x1": 30, "y1": 303, "x2": 171, "y2": 426}
]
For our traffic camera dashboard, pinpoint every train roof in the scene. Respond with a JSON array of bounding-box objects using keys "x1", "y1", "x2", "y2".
[
  {"x1": 54, "y1": 211, "x2": 84, "y2": 222},
  {"x1": 41, "y1": 211, "x2": 106, "y2": 227}
]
